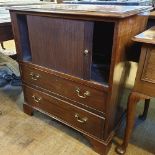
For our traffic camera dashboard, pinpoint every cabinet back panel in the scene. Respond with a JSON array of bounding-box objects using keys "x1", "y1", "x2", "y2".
[
  {"x1": 17, "y1": 15, "x2": 32, "y2": 61},
  {"x1": 27, "y1": 15, "x2": 93, "y2": 79},
  {"x1": 91, "y1": 21, "x2": 114, "y2": 85}
]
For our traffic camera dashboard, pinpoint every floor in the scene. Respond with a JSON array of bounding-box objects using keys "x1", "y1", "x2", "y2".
[{"x1": 0, "y1": 41, "x2": 155, "y2": 155}]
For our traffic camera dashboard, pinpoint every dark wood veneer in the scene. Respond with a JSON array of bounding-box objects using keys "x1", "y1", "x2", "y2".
[
  {"x1": 0, "y1": 23, "x2": 13, "y2": 42},
  {"x1": 23, "y1": 85, "x2": 105, "y2": 139},
  {"x1": 27, "y1": 15, "x2": 93, "y2": 79},
  {"x1": 20, "y1": 62, "x2": 107, "y2": 112}
]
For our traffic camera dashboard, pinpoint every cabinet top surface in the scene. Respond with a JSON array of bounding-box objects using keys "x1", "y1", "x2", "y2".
[
  {"x1": 8, "y1": 3, "x2": 152, "y2": 18},
  {"x1": 133, "y1": 26, "x2": 155, "y2": 45}
]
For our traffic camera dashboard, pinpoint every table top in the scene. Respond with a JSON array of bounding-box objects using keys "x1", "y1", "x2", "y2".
[
  {"x1": 0, "y1": 7, "x2": 10, "y2": 25},
  {"x1": 133, "y1": 26, "x2": 155, "y2": 44},
  {"x1": 0, "y1": 1, "x2": 48, "y2": 7},
  {"x1": 0, "y1": 1, "x2": 49, "y2": 25},
  {"x1": 64, "y1": 0, "x2": 151, "y2": 6},
  {"x1": 8, "y1": 3, "x2": 152, "y2": 18}
]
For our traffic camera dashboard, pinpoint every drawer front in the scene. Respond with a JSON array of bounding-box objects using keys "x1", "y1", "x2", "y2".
[
  {"x1": 20, "y1": 64, "x2": 106, "y2": 112},
  {"x1": 23, "y1": 85, "x2": 105, "y2": 138},
  {"x1": 141, "y1": 47, "x2": 155, "y2": 83}
]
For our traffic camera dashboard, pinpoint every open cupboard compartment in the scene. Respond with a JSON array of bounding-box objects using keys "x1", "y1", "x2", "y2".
[
  {"x1": 16, "y1": 14, "x2": 32, "y2": 61},
  {"x1": 91, "y1": 21, "x2": 114, "y2": 85},
  {"x1": 16, "y1": 14, "x2": 115, "y2": 86}
]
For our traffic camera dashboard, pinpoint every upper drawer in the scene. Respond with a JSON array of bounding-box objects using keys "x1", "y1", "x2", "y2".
[
  {"x1": 23, "y1": 85, "x2": 105, "y2": 139},
  {"x1": 141, "y1": 47, "x2": 155, "y2": 83},
  {"x1": 134, "y1": 45, "x2": 155, "y2": 97},
  {"x1": 20, "y1": 63, "x2": 107, "y2": 112}
]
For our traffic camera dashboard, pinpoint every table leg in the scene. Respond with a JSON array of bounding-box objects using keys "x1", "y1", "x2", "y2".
[
  {"x1": 139, "y1": 99, "x2": 150, "y2": 121},
  {"x1": 1, "y1": 43, "x2": 5, "y2": 50},
  {"x1": 116, "y1": 92, "x2": 140, "y2": 154},
  {"x1": 116, "y1": 92, "x2": 151, "y2": 154}
]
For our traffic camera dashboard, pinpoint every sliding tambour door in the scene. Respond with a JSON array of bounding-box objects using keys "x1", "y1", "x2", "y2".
[{"x1": 27, "y1": 15, "x2": 93, "y2": 79}]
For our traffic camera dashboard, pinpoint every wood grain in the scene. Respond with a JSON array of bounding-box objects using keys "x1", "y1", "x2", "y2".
[
  {"x1": 20, "y1": 63, "x2": 107, "y2": 113},
  {"x1": 8, "y1": 4, "x2": 151, "y2": 18},
  {"x1": 134, "y1": 45, "x2": 155, "y2": 97},
  {"x1": 27, "y1": 15, "x2": 93, "y2": 79},
  {"x1": 104, "y1": 14, "x2": 148, "y2": 139},
  {"x1": 133, "y1": 26, "x2": 155, "y2": 44},
  {"x1": 141, "y1": 47, "x2": 155, "y2": 83},
  {"x1": 0, "y1": 23, "x2": 13, "y2": 42},
  {"x1": 23, "y1": 85, "x2": 105, "y2": 139}
]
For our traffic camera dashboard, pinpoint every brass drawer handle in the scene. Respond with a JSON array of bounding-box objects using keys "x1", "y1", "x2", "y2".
[
  {"x1": 75, "y1": 88, "x2": 90, "y2": 99},
  {"x1": 75, "y1": 113, "x2": 88, "y2": 123},
  {"x1": 30, "y1": 72, "x2": 40, "y2": 81},
  {"x1": 32, "y1": 95, "x2": 42, "y2": 103}
]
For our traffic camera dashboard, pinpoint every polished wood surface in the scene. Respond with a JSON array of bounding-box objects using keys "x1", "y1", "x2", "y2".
[
  {"x1": 27, "y1": 15, "x2": 93, "y2": 79},
  {"x1": 23, "y1": 85, "x2": 105, "y2": 139},
  {"x1": 105, "y1": 14, "x2": 148, "y2": 138},
  {"x1": 0, "y1": 1, "x2": 48, "y2": 7},
  {"x1": 10, "y1": 5, "x2": 149, "y2": 155},
  {"x1": 20, "y1": 62, "x2": 107, "y2": 113},
  {"x1": 85, "y1": 135, "x2": 112, "y2": 155},
  {"x1": 116, "y1": 27, "x2": 155, "y2": 154},
  {"x1": 116, "y1": 92, "x2": 150, "y2": 154},
  {"x1": 0, "y1": 23, "x2": 13, "y2": 42},
  {"x1": 133, "y1": 26, "x2": 155, "y2": 44},
  {"x1": 9, "y1": 4, "x2": 151, "y2": 18},
  {"x1": 133, "y1": 45, "x2": 155, "y2": 97},
  {"x1": 141, "y1": 47, "x2": 155, "y2": 83}
]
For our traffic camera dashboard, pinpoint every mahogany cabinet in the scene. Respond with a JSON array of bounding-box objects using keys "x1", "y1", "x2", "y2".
[{"x1": 9, "y1": 4, "x2": 151, "y2": 155}]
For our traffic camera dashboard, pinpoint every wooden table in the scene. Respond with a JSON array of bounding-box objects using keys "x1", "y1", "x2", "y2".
[
  {"x1": 0, "y1": 7, "x2": 13, "y2": 48},
  {"x1": 116, "y1": 26, "x2": 155, "y2": 154},
  {"x1": 0, "y1": 1, "x2": 49, "y2": 49}
]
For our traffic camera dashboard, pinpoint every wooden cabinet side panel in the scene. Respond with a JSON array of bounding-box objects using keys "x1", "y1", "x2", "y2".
[{"x1": 104, "y1": 15, "x2": 148, "y2": 139}]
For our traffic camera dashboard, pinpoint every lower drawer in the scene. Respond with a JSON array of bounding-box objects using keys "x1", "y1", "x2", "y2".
[{"x1": 23, "y1": 85, "x2": 105, "y2": 139}]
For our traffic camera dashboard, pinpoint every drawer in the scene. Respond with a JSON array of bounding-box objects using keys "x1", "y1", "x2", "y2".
[
  {"x1": 20, "y1": 63, "x2": 107, "y2": 112},
  {"x1": 23, "y1": 85, "x2": 105, "y2": 139},
  {"x1": 141, "y1": 47, "x2": 155, "y2": 83},
  {"x1": 134, "y1": 46, "x2": 155, "y2": 97}
]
